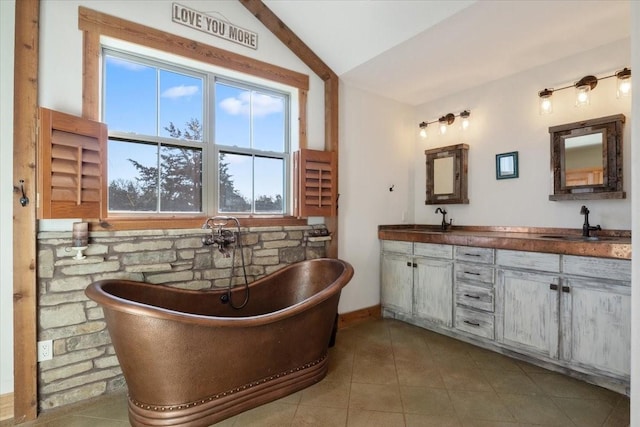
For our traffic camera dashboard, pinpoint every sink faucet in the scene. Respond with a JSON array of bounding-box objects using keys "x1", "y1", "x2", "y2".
[
  {"x1": 435, "y1": 207, "x2": 453, "y2": 231},
  {"x1": 580, "y1": 205, "x2": 601, "y2": 238}
]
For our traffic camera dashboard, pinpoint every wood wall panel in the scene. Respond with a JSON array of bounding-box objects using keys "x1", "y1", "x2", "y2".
[{"x1": 12, "y1": 0, "x2": 39, "y2": 422}]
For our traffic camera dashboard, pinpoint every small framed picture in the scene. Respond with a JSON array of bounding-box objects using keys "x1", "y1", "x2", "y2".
[{"x1": 496, "y1": 151, "x2": 519, "y2": 180}]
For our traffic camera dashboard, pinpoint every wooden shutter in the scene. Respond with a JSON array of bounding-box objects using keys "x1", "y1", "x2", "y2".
[
  {"x1": 38, "y1": 108, "x2": 107, "y2": 219},
  {"x1": 294, "y1": 148, "x2": 337, "y2": 218}
]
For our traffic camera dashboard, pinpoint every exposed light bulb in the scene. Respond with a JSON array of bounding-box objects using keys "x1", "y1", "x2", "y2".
[
  {"x1": 616, "y1": 68, "x2": 631, "y2": 98},
  {"x1": 418, "y1": 121, "x2": 428, "y2": 139},
  {"x1": 575, "y1": 85, "x2": 591, "y2": 107},
  {"x1": 574, "y1": 76, "x2": 597, "y2": 108},
  {"x1": 618, "y1": 80, "x2": 631, "y2": 97},
  {"x1": 460, "y1": 110, "x2": 470, "y2": 130},
  {"x1": 538, "y1": 89, "x2": 553, "y2": 114},
  {"x1": 439, "y1": 123, "x2": 447, "y2": 135},
  {"x1": 540, "y1": 98, "x2": 552, "y2": 113}
]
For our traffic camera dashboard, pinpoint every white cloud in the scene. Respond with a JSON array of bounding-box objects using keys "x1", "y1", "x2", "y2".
[
  {"x1": 161, "y1": 85, "x2": 199, "y2": 99},
  {"x1": 219, "y1": 92, "x2": 283, "y2": 117}
]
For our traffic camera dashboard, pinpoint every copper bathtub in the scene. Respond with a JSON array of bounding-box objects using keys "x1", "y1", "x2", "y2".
[{"x1": 85, "y1": 258, "x2": 353, "y2": 427}]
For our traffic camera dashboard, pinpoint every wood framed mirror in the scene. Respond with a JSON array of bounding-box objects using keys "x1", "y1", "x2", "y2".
[
  {"x1": 425, "y1": 143, "x2": 469, "y2": 205},
  {"x1": 549, "y1": 114, "x2": 625, "y2": 201}
]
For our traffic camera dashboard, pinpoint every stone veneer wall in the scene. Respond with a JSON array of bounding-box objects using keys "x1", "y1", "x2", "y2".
[{"x1": 36, "y1": 225, "x2": 328, "y2": 411}]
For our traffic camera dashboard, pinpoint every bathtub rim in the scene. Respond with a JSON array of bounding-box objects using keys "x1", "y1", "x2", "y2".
[{"x1": 85, "y1": 257, "x2": 353, "y2": 327}]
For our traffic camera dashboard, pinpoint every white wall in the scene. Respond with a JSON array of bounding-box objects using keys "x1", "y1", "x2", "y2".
[
  {"x1": 337, "y1": 83, "x2": 414, "y2": 313},
  {"x1": 38, "y1": 0, "x2": 326, "y2": 148},
  {"x1": 629, "y1": 2, "x2": 639, "y2": 424},
  {"x1": 0, "y1": 0, "x2": 15, "y2": 396},
  {"x1": 413, "y1": 39, "x2": 632, "y2": 230}
]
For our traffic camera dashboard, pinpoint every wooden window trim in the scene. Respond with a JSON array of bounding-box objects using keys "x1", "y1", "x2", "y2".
[
  {"x1": 78, "y1": 7, "x2": 309, "y2": 93},
  {"x1": 78, "y1": 6, "x2": 311, "y2": 229},
  {"x1": 91, "y1": 215, "x2": 306, "y2": 231}
]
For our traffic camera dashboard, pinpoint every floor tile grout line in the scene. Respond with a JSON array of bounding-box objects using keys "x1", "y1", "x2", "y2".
[{"x1": 524, "y1": 368, "x2": 620, "y2": 426}]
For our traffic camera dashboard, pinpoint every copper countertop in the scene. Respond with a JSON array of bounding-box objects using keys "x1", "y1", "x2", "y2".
[{"x1": 378, "y1": 225, "x2": 631, "y2": 260}]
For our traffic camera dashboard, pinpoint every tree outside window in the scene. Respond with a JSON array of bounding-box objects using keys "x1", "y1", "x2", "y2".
[{"x1": 103, "y1": 51, "x2": 288, "y2": 215}]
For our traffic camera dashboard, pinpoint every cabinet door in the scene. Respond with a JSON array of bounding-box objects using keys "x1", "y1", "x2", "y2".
[
  {"x1": 561, "y1": 278, "x2": 630, "y2": 377},
  {"x1": 414, "y1": 257, "x2": 453, "y2": 327},
  {"x1": 381, "y1": 253, "x2": 413, "y2": 314},
  {"x1": 496, "y1": 269, "x2": 559, "y2": 359}
]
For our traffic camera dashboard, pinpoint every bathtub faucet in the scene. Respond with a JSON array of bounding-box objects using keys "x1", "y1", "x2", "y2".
[
  {"x1": 202, "y1": 216, "x2": 250, "y2": 309},
  {"x1": 202, "y1": 216, "x2": 239, "y2": 256}
]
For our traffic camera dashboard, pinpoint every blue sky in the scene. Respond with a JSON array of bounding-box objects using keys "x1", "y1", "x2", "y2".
[{"x1": 104, "y1": 54, "x2": 286, "y2": 211}]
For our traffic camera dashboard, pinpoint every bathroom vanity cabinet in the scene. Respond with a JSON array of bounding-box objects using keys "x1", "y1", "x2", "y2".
[
  {"x1": 453, "y1": 246, "x2": 495, "y2": 340},
  {"x1": 495, "y1": 250, "x2": 562, "y2": 359},
  {"x1": 380, "y1": 239, "x2": 631, "y2": 394},
  {"x1": 560, "y1": 256, "x2": 631, "y2": 378},
  {"x1": 381, "y1": 241, "x2": 453, "y2": 327}
]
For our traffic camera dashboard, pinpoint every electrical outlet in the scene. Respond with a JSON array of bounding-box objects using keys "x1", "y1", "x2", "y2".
[{"x1": 38, "y1": 340, "x2": 53, "y2": 362}]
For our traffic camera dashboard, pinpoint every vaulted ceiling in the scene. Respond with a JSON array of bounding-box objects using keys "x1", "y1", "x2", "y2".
[{"x1": 263, "y1": 0, "x2": 631, "y2": 106}]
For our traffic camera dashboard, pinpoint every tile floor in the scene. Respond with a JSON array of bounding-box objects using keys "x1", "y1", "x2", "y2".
[{"x1": 5, "y1": 318, "x2": 630, "y2": 427}]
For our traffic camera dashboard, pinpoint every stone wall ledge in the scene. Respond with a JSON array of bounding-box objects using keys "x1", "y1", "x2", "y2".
[
  {"x1": 124, "y1": 263, "x2": 173, "y2": 273},
  {"x1": 54, "y1": 256, "x2": 105, "y2": 266}
]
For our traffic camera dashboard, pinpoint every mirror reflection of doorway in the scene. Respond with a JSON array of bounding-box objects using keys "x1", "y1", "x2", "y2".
[{"x1": 563, "y1": 131, "x2": 604, "y2": 187}]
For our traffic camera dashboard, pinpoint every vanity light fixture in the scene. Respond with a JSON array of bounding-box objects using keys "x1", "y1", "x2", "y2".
[
  {"x1": 419, "y1": 121, "x2": 428, "y2": 138},
  {"x1": 574, "y1": 75, "x2": 597, "y2": 107},
  {"x1": 439, "y1": 113, "x2": 455, "y2": 135},
  {"x1": 616, "y1": 67, "x2": 631, "y2": 98},
  {"x1": 539, "y1": 88, "x2": 554, "y2": 114},
  {"x1": 418, "y1": 110, "x2": 470, "y2": 138},
  {"x1": 460, "y1": 110, "x2": 471, "y2": 130},
  {"x1": 537, "y1": 67, "x2": 631, "y2": 114}
]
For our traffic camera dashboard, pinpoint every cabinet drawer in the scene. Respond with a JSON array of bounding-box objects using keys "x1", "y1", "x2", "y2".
[
  {"x1": 455, "y1": 246, "x2": 494, "y2": 264},
  {"x1": 414, "y1": 242, "x2": 453, "y2": 259},
  {"x1": 456, "y1": 282, "x2": 494, "y2": 312},
  {"x1": 455, "y1": 263, "x2": 494, "y2": 284},
  {"x1": 455, "y1": 306, "x2": 494, "y2": 340},
  {"x1": 496, "y1": 249, "x2": 560, "y2": 272},
  {"x1": 382, "y1": 240, "x2": 412, "y2": 255},
  {"x1": 563, "y1": 255, "x2": 631, "y2": 282}
]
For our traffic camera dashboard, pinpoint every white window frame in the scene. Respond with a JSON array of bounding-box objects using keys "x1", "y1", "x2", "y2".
[{"x1": 101, "y1": 46, "x2": 292, "y2": 216}]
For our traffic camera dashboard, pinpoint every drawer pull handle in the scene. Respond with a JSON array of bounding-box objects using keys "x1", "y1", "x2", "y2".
[
  {"x1": 550, "y1": 284, "x2": 558, "y2": 291},
  {"x1": 464, "y1": 253, "x2": 481, "y2": 257},
  {"x1": 562, "y1": 286, "x2": 570, "y2": 293},
  {"x1": 464, "y1": 320, "x2": 480, "y2": 326},
  {"x1": 413, "y1": 263, "x2": 417, "y2": 268},
  {"x1": 406, "y1": 261, "x2": 411, "y2": 267},
  {"x1": 464, "y1": 293, "x2": 480, "y2": 299},
  {"x1": 464, "y1": 271, "x2": 481, "y2": 275}
]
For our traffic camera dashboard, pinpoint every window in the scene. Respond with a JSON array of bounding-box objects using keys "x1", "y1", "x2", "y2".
[{"x1": 103, "y1": 50, "x2": 289, "y2": 215}]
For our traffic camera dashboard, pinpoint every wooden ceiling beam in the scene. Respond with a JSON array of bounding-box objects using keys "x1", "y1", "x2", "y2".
[{"x1": 238, "y1": 0, "x2": 337, "y2": 82}]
